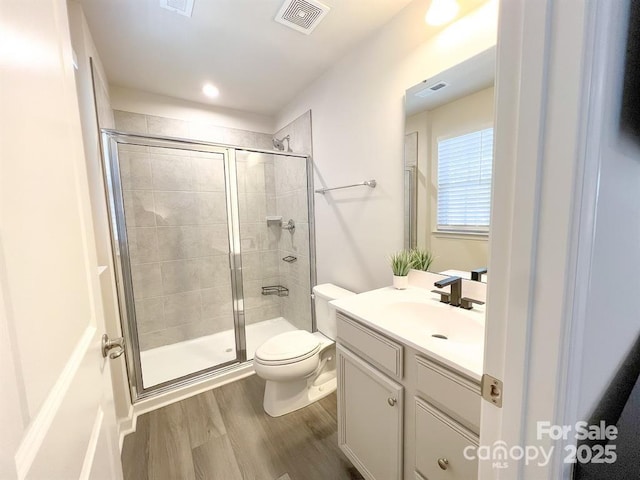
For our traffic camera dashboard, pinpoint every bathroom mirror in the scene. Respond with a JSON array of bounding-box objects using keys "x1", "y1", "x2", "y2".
[{"x1": 404, "y1": 47, "x2": 496, "y2": 281}]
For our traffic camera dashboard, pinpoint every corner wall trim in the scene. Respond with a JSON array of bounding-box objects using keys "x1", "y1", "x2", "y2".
[{"x1": 117, "y1": 404, "x2": 136, "y2": 452}]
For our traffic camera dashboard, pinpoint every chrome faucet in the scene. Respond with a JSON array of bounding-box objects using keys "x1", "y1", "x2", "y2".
[
  {"x1": 432, "y1": 276, "x2": 486, "y2": 310},
  {"x1": 432, "y1": 276, "x2": 462, "y2": 307}
]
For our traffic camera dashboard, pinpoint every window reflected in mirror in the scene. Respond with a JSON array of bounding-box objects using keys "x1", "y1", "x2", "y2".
[
  {"x1": 436, "y1": 127, "x2": 493, "y2": 234},
  {"x1": 404, "y1": 47, "x2": 496, "y2": 281}
]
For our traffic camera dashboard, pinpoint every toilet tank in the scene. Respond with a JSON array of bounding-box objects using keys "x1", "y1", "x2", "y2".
[{"x1": 313, "y1": 283, "x2": 355, "y2": 340}]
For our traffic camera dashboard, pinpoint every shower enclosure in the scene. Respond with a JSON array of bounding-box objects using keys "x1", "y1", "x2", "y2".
[{"x1": 101, "y1": 130, "x2": 316, "y2": 401}]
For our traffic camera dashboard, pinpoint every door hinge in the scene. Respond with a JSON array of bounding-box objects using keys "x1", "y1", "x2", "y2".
[{"x1": 481, "y1": 373, "x2": 503, "y2": 408}]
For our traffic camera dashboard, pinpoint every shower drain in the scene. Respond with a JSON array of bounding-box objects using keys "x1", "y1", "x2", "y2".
[{"x1": 431, "y1": 334, "x2": 448, "y2": 340}]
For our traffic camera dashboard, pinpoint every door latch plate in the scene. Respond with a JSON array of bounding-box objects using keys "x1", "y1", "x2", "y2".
[{"x1": 481, "y1": 373, "x2": 503, "y2": 408}]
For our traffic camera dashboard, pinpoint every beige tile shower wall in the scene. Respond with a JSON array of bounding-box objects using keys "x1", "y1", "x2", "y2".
[
  {"x1": 237, "y1": 153, "x2": 284, "y2": 325},
  {"x1": 114, "y1": 110, "x2": 278, "y2": 348},
  {"x1": 274, "y1": 112, "x2": 313, "y2": 331},
  {"x1": 114, "y1": 110, "x2": 273, "y2": 150},
  {"x1": 274, "y1": 110, "x2": 313, "y2": 155},
  {"x1": 114, "y1": 110, "x2": 313, "y2": 338},
  {"x1": 119, "y1": 143, "x2": 235, "y2": 351}
]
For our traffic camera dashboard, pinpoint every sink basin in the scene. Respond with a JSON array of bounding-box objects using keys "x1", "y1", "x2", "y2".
[{"x1": 378, "y1": 301, "x2": 484, "y2": 344}]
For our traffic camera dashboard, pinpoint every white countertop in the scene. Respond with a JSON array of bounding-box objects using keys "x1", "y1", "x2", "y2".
[{"x1": 331, "y1": 286, "x2": 486, "y2": 381}]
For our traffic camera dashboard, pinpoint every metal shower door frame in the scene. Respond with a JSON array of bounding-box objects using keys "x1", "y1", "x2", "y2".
[
  {"x1": 100, "y1": 130, "x2": 316, "y2": 402},
  {"x1": 225, "y1": 147, "x2": 247, "y2": 363},
  {"x1": 101, "y1": 130, "x2": 247, "y2": 401}
]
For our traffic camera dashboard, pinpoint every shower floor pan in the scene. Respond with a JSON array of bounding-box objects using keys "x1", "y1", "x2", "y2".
[{"x1": 140, "y1": 317, "x2": 298, "y2": 388}]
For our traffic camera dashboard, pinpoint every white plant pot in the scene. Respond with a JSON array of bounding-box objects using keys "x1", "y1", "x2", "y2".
[{"x1": 393, "y1": 275, "x2": 409, "y2": 290}]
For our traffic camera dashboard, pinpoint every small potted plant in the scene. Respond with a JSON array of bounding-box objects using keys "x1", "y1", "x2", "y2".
[
  {"x1": 390, "y1": 250, "x2": 411, "y2": 289},
  {"x1": 409, "y1": 248, "x2": 434, "y2": 272}
]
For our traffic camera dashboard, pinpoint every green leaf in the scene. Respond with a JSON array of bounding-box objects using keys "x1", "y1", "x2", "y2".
[
  {"x1": 389, "y1": 250, "x2": 411, "y2": 276},
  {"x1": 409, "y1": 248, "x2": 434, "y2": 272}
]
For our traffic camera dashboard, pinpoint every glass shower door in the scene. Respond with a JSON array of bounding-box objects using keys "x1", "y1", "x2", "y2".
[
  {"x1": 103, "y1": 131, "x2": 316, "y2": 401},
  {"x1": 235, "y1": 150, "x2": 313, "y2": 360},
  {"x1": 108, "y1": 136, "x2": 240, "y2": 391}
]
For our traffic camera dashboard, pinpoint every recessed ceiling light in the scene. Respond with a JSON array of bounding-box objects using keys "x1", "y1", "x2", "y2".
[
  {"x1": 202, "y1": 83, "x2": 219, "y2": 98},
  {"x1": 425, "y1": 0, "x2": 460, "y2": 26}
]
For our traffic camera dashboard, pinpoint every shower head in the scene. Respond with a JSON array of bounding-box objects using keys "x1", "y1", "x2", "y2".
[{"x1": 273, "y1": 135, "x2": 291, "y2": 152}]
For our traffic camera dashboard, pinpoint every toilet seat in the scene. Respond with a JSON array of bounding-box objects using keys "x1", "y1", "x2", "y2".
[{"x1": 254, "y1": 330, "x2": 321, "y2": 366}]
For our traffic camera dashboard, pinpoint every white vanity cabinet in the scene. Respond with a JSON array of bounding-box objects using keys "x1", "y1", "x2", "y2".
[
  {"x1": 336, "y1": 311, "x2": 481, "y2": 480},
  {"x1": 337, "y1": 345, "x2": 404, "y2": 480},
  {"x1": 336, "y1": 312, "x2": 405, "y2": 480}
]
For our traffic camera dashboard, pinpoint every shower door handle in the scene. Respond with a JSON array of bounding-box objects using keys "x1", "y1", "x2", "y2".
[{"x1": 102, "y1": 334, "x2": 125, "y2": 359}]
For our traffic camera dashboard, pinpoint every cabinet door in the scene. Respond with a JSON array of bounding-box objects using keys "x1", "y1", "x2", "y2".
[{"x1": 337, "y1": 344, "x2": 404, "y2": 480}]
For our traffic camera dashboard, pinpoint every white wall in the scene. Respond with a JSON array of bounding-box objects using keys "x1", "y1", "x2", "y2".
[
  {"x1": 67, "y1": 1, "x2": 132, "y2": 429},
  {"x1": 276, "y1": 0, "x2": 498, "y2": 293},
  {"x1": 110, "y1": 85, "x2": 275, "y2": 134},
  {"x1": 405, "y1": 86, "x2": 493, "y2": 273}
]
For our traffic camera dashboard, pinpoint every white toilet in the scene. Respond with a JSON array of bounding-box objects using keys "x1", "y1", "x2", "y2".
[{"x1": 254, "y1": 283, "x2": 355, "y2": 417}]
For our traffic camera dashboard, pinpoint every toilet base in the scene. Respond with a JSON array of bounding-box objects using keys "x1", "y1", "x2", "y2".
[{"x1": 263, "y1": 372, "x2": 337, "y2": 417}]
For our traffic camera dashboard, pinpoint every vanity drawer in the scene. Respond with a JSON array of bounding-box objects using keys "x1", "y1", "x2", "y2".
[
  {"x1": 415, "y1": 355, "x2": 480, "y2": 433},
  {"x1": 337, "y1": 312, "x2": 403, "y2": 379},
  {"x1": 415, "y1": 398, "x2": 478, "y2": 480}
]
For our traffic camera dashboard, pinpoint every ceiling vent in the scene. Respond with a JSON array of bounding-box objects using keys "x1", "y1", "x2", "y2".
[
  {"x1": 414, "y1": 81, "x2": 449, "y2": 98},
  {"x1": 275, "y1": 0, "x2": 330, "y2": 35},
  {"x1": 159, "y1": 0, "x2": 195, "y2": 17}
]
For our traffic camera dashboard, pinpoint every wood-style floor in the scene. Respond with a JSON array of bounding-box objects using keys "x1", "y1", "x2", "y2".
[{"x1": 121, "y1": 374, "x2": 363, "y2": 480}]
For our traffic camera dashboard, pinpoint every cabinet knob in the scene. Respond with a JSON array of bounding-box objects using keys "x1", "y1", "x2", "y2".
[
  {"x1": 387, "y1": 397, "x2": 397, "y2": 406},
  {"x1": 437, "y1": 458, "x2": 449, "y2": 470}
]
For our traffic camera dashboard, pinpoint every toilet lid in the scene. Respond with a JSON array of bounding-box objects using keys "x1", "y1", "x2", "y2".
[{"x1": 255, "y1": 331, "x2": 320, "y2": 364}]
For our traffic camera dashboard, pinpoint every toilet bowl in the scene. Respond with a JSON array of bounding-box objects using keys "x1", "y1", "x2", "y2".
[{"x1": 254, "y1": 283, "x2": 355, "y2": 417}]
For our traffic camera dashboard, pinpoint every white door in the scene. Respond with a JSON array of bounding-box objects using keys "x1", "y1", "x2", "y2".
[
  {"x1": 481, "y1": 0, "x2": 630, "y2": 479},
  {"x1": 0, "y1": 1, "x2": 123, "y2": 479}
]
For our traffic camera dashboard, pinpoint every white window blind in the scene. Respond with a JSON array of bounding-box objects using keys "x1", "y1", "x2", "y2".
[{"x1": 437, "y1": 128, "x2": 493, "y2": 233}]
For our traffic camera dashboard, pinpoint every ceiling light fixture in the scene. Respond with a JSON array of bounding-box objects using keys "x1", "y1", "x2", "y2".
[
  {"x1": 202, "y1": 83, "x2": 219, "y2": 98},
  {"x1": 425, "y1": 0, "x2": 460, "y2": 26}
]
